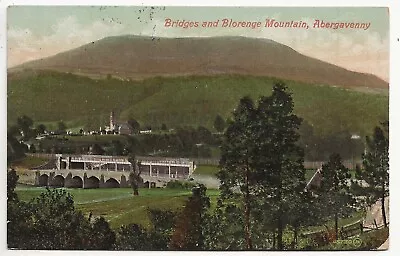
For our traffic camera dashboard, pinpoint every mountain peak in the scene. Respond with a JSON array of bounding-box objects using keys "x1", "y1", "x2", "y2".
[{"x1": 10, "y1": 35, "x2": 388, "y2": 90}]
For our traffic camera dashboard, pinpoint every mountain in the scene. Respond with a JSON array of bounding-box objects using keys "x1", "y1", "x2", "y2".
[{"x1": 9, "y1": 35, "x2": 388, "y2": 90}]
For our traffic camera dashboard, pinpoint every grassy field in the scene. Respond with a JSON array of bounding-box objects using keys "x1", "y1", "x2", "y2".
[
  {"x1": 15, "y1": 184, "x2": 365, "y2": 237},
  {"x1": 15, "y1": 185, "x2": 220, "y2": 229},
  {"x1": 194, "y1": 165, "x2": 220, "y2": 176},
  {"x1": 8, "y1": 71, "x2": 388, "y2": 137}
]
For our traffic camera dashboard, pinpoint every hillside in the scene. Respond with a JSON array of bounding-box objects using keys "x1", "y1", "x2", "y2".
[
  {"x1": 9, "y1": 35, "x2": 388, "y2": 90},
  {"x1": 7, "y1": 71, "x2": 388, "y2": 137}
]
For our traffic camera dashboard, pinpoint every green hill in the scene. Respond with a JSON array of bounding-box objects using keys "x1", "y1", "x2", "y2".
[{"x1": 7, "y1": 70, "x2": 388, "y2": 137}]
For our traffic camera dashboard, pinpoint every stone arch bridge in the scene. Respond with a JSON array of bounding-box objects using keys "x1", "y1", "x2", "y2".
[
  {"x1": 32, "y1": 154, "x2": 196, "y2": 189},
  {"x1": 35, "y1": 169, "x2": 173, "y2": 189}
]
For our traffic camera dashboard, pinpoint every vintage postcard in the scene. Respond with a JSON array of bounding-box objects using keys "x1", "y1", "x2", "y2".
[{"x1": 5, "y1": 2, "x2": 391, "y2": 252}]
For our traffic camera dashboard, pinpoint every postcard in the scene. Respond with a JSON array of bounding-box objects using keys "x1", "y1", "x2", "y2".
[{"x1": 4, "y1": 2, "x2": 391, "y2": 252}]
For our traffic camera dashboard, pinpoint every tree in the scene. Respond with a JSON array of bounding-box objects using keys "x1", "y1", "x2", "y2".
[
  {"x1": 148, "y1": 208, "x2": 176, "y2": 233},
  {"x1": 7, "y1": 169, "x2": 19, "y2": 202},
  {"x1": 354, "y1": 123, "x2": 389, "y2": 227},
  {"x1": 218, "y1": 83, "x2": 306, "y2": 250},
  {"x1": 115, "y1": 224, "x2": 150, "y2": 250},
  {"x1": 127, "y1": 119, "x2": 141, "y2": 134},
  {"x1": 8, "y1": 188, "x2": 94, "y2": 249},
  {"x1": 57, "y1": 121, "x2": 67, "y2": 132},
  {"x1": 115, "y1": 209, "x2": 177, "y2": 250},
  {"x1": 196, "y1": 126, "x2": 213, "y2": 144},
  {"x1": 17, "y1": 115, "x2": 33, "y2": 137},
  {"x1": 252, "y1": 83, "x2": 305, "y2": 250},
  {"x1": 109, "y1": 140, "x2": 124, "y2": 156},
  {"x1": 287, "y1": 190, "x2": 319, "y2": 248},
  {"x1": 318, "y1": 153, "x2": 354, "y2": 240},
  {"x1": 169, "y1": 184, "x2": 210, "y2": 250},
  {"x1": 147, "y1": 208, "x2": 177, "y2": 249},
  {"x1": 128, "y1": 155, "x2": 142, "y2": 196},
  {"x1": 90, "y1": 143, "x2": 105, "y2": 155},
  {"x1": 214, "y1": 114, "x2": 226, "y2": 133},
  {"x1": 161, "y1": 123, "x2": 168, "y2": 131},
  {"x1": 203, "y1": 199, "x2": 247, "y2": 250},
  {"x1": 36, "y1": 124, "x2": 47, "y2": 135},
  {"x1": 7, "y1": 131, "x2": 27, "y2": 162},
  {"x1": 87, "y1": 216, "x2": 116, "y2": 250},
  {"x1": 218, "y1": 96, "x2": 256, "y2": 249},
  {"x1": 123, "y1": 136, "x2": 140, "y2": 155},
  {"x1": 7, "y1": 173, "x2": 117, "y2": 250}
]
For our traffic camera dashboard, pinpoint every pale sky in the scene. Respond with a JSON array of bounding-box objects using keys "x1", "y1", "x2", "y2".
[{"x1": 7, "y1": 6, "x2": 389, "y2": 81}]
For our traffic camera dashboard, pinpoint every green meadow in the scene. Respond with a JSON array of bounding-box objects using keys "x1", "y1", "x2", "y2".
[
  {"x1": 15, "y1": 185, "x2": 220, "y2": 229},
  {"x1": 16, "y1": 184, "x2": 365, "y2": 240}
]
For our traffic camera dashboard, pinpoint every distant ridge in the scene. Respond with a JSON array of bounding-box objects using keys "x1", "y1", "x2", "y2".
[{"x1": 9, "y1": 35, "x2": 388, "y2": 89}]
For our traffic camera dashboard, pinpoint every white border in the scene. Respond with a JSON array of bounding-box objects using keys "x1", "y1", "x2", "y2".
[{"x1": 1, "y1": 1, "x2": 399, "y2": 256}]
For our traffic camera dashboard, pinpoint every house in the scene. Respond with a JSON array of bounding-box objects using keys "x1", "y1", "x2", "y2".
[
  {"x1": 118, "y1": 123, "x2": 132, "y2": 135},
  {"x1": 305, "y1": 168, "x2": 322, "y2": 190}
]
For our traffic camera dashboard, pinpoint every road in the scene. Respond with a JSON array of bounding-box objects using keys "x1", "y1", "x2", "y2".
[
  {"x1": 364, "y1": 197, "x2": 389, "y2": 230},
  {"x1": 191, "y1": 174, "x2": 220, "y2": 189},
  {"x1": 363, "y1": 197, "x2": 389, "y2": 250}
]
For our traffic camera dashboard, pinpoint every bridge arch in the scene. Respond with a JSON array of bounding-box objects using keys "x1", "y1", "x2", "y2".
[
  {"x1": 85, "y1": 176, "x2": 100, "y2": 189},
  {"x1": 104, "y1": 178, "x2": 120, "y2": 188},
  {"x1": 66, "y1": 176, "x2": 83, "y2": 188},
  {"x1": 50, "y1": 175, "x2": 65, "y2": 187},
  {"x1": 38, "y1": 174, "x2": 49, "y2": 187}
]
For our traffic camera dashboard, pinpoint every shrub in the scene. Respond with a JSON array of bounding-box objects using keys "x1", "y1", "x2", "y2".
[
  {"x1": 318, "y1": 227, "x2": 388, "y2": 250},
  {"x1": 165, "y1": 180, "x2": 193, "y2": 189},
  {"x1": 359, "y1": 227, "x2": 389, "y2": 250}
]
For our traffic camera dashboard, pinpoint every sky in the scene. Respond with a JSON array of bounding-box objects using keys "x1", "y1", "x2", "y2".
[{"x1": 7, "y1": 6, "x2": 389, "y2": 81}]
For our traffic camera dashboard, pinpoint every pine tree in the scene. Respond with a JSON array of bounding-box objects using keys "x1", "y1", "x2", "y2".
[
  {"x1": 354, "y1": 123, "x2": 389, "y2": 227},
  {"x1": 218, "y1": 82, "x2": 306, "y2": 250},
  {"x1": 252, "y1": 83, "x2": 305, "y2": 250},
  {"x1": 318, "y1": 153, "x2": 354, "y2": 239},
  {"x1": 218, "y1": 96, "x2": 256, "y2": 249}
]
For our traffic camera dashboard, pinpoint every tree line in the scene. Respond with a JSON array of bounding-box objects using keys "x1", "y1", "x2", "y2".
[{"x1": 34, "y1": 125, "x2": 220, "y2": 158}]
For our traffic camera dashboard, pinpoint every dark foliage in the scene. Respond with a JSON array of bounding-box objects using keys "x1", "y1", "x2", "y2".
[
  {"x1": 218, "y1": 82, "x2": 306, "y2": 250},
  {"x1": 127, "y1": 119, "x2": 141, "y2": 134},
  {"x1": 214, "y1": 115, "x2": 226, "y2": 133},
  {"x1": 170, "y1": 184, "x2": 210, "y2": 250},
  {"x1": 7, "y1": 173, "x2": 116, "y2": 250},
  {"x1": 317, "y1": 153, "x2": 355, "y2": 240}
]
